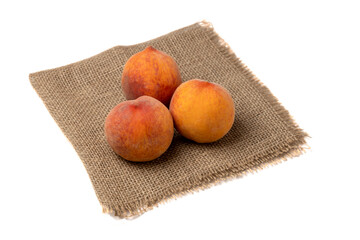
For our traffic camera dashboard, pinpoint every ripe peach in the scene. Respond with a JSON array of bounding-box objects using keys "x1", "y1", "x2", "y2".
[
  {"x1": 169, "y1": 79, "x2": 235, "y2": 143},
  {"x1": 121, "y1": 46, "x2": 182, "y2": 106},
  {"x1": 104, "y1": 96, "x2": 174, "y2": 162}
]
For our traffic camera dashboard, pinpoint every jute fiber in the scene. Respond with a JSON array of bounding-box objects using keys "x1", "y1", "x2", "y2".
[{"x1": 30, "y1": 21, "x2": 308, "y2": 218}]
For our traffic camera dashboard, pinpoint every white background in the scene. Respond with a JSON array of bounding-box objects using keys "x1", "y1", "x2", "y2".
[{"x1": 1, "y1": 0, "x2": 359, "y2": 239}]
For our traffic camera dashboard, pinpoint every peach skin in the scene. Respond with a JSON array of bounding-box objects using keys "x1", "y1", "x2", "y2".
[
  {"x1": 169, "y1": 79, "x2": 235, "y2": 143},
  {"x1": 121, "y1": 46, "x2": 182, "y2": 106},
  {"x1": 104, "y1": 96, "x2": 174, "y2": 162}
]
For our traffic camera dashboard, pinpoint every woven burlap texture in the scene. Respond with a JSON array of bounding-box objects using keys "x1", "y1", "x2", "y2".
[{"x1": 30, "y1": 21, "x2": 308, "y2": 218}]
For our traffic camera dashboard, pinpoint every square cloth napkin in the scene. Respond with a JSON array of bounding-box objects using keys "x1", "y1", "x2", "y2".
[{"x1": 30, "y1": 21, "x2": 308, "y2": 218}]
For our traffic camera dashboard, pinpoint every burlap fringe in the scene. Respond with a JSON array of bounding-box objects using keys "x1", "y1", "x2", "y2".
[{"x1": 102, "y1": 20, "x2": 310, "y2": 219}]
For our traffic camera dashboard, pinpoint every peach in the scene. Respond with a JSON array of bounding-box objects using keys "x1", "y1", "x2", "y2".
[
  {"x1": 104, "y1": 96, "x2": 174, "y2": 162},
  {"x1": 121, "y1": 46, "x2": 182, "y2": 106},
  {"x1": 169, "y1": 79, "x2": 235, "y2": 143}
]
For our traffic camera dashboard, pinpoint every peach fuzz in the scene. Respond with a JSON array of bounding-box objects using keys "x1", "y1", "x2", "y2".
[
  {"x1": 121, "y1": 46, "x2": 182, "y2": 106},
  {"x1": 169, "y1": 79, "x2": 235, "y2": 143},
  {"x1": 104, "y1": 96, "x2": 174, "y2": 162}
]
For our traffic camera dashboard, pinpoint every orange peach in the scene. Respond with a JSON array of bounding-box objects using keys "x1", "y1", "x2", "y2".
[
  {"x1": 169, "y1": 79, "x2": 235, "y2": 143},
  {"x1": 121, "y1": 46, "x2": 182, "y2": 106},
  {"x1": 104, "y1": 96, "x2": 174, "y2": 162}
]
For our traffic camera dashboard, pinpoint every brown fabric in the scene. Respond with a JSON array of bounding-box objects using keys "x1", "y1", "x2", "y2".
[{"x1": 29, "y1": 21, "x2": 308, "y2": 218}]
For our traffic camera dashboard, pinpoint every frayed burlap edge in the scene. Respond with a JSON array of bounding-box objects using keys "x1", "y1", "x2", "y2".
[{"x1": 101, "y1": 20, "x2": 310, "y2": 219}]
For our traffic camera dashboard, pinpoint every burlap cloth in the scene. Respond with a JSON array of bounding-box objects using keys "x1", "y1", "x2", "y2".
[{"x1": 30, "y1": 21, "x2": 308, "y2": 218}]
